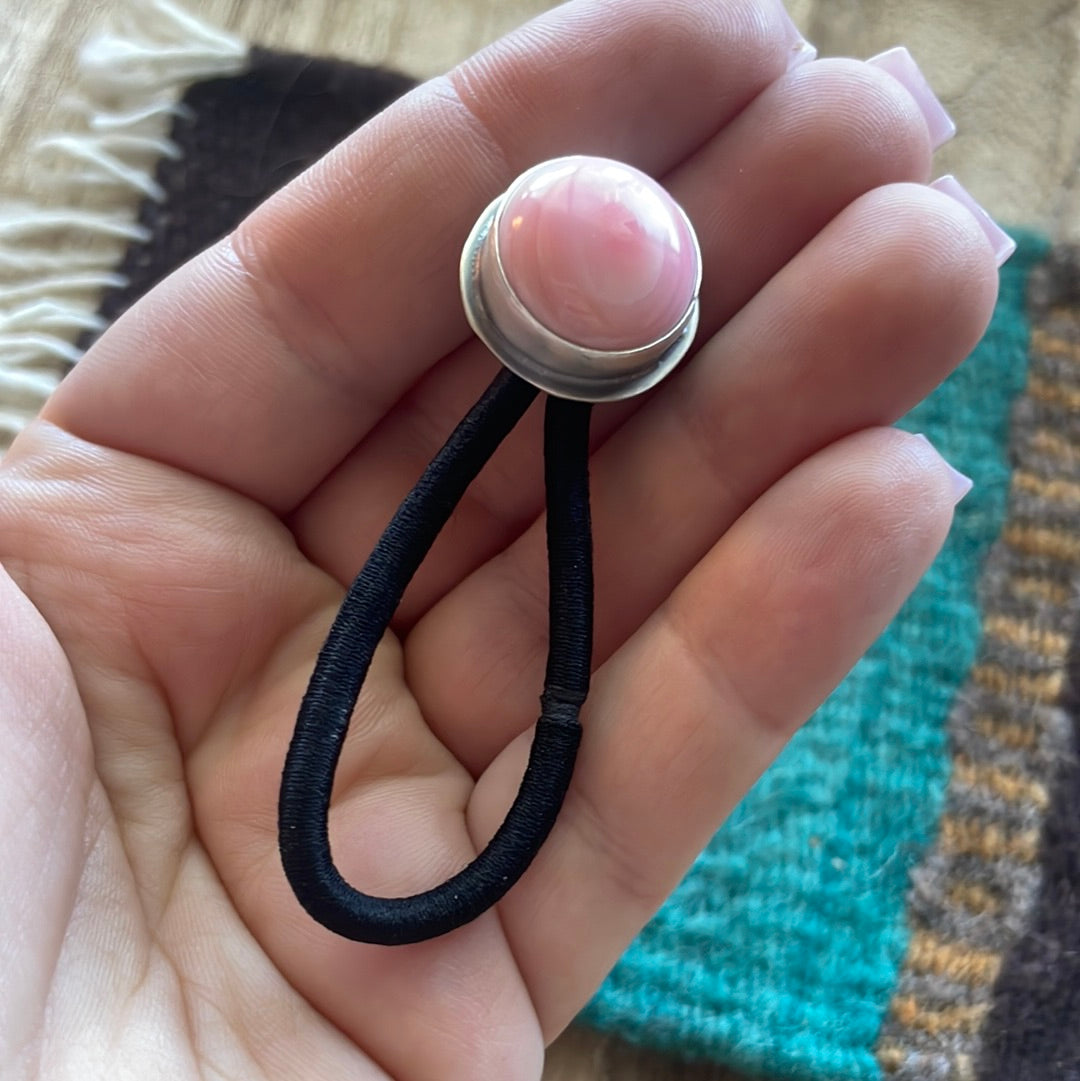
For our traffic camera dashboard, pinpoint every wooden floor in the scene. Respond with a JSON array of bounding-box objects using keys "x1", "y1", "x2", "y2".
[
  {"x1": 3, "y1": 0, "x2": 1074, "y2": 236},
  {"x1": 0, "y1": 0, "x2": 1073, "y2": 1078}
]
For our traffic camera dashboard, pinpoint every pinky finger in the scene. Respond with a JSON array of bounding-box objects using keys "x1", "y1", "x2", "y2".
[{"x1": 467, "y1": 426, "x2": 969, "y2": 1036}]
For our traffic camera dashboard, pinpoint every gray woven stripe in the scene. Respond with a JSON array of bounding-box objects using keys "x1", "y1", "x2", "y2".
[
  {"x1": 876, "y1": 254, "x2": 1080, "y2": 1080},
  {"x1": 906, "y1": 854, "x2": 1041, "y2": 949},
  {"x1": 950, "y1": 703, "x2": 1068, "y2": 776}
]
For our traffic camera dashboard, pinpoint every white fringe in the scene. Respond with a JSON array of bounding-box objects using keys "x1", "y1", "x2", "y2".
[{"x1": 0, "y1": 0, "x2": 245, "y2": 451}]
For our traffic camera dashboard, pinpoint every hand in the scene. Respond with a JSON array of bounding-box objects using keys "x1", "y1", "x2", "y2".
[{"x1": 0, "y1": 1, "x2": 1000, "y2": 1078}]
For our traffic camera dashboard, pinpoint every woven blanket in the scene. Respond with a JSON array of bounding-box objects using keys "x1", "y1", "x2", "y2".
[{"x1": 2, "y1": 4, "x2": 1077, "y2": 1081}]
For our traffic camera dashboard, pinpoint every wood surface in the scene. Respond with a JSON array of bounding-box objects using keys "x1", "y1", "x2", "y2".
[
  {"x1": 4, "y1": 0, "x2": 1076, "y2": 233},
  {"x1": 0, "y1": 0, "x2": 1074, "y2": 1078}
]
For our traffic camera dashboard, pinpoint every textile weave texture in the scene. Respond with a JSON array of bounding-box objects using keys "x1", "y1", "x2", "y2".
[
  {"x1": 584, "y1": 234, "x2": 1055, "y2": 1081},
  {"x1": 4, "y1": 11, "x2": 1078, "y2": 1081}
]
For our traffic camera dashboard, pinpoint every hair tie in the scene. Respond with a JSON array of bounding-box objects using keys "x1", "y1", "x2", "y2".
[{"x1": 279, "y1": 155, "x2": 702, "y2": 945}]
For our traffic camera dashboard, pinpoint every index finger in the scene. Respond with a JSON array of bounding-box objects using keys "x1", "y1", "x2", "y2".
[{"x1": 43, "y1": 0, "x2": 810, "y2": 513}]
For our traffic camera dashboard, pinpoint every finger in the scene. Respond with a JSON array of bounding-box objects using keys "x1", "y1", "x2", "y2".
[
  {"x1": 291, "y1": 57, "x2": 935, "y2": 619},
  {"x1": 43, "y1": 0, "x2": 806, "y2": 514},
  {"x1": 467, "y1": 426, "x2": 967, "y2": 1034},
  {"x1": 410, "y1": 181, "x2": 1000, "y2": 772}
]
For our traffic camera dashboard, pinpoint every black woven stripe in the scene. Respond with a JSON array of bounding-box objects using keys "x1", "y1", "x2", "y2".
[
  {"x1": 82, "y1": 47, "x2": 415, "y2": 345},
  {"x1": 977, "y1": 635, "x2": 1080, "y2": 1077}
]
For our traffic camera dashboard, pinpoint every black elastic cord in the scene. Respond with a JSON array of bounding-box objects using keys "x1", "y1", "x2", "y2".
[{"x1": 279, "y1": 369, "x2": 594, "y2": 945}]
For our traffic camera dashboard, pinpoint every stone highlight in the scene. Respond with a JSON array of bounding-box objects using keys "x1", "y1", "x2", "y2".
[{"x1": 497, "y1": 156, "x2": 698, "y2": 352}]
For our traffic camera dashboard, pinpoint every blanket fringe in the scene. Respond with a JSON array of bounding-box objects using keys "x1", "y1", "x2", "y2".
[{"x1": 0, "y1": 0, "x2": 245, "y2": 451}]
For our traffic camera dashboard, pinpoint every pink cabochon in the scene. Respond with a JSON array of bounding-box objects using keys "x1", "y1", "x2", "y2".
[{"x1": 496, "y1": 157, "x2": 698, "y2": 352}]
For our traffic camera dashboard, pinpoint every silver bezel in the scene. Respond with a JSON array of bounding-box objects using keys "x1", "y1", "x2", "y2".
[{"x1": 459, "y1": 176, "x2": 702, "y2": 403}]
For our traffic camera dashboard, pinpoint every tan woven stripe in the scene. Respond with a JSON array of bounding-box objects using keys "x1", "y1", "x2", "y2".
[
  {"x1": 1031, "y1": 326, "x2": 1080, "y2": 362},
  {"x1": 952, "y1": 754, "x2": 1051, "y2": 811},
  {"x1": 1030, "y1": 426, "x2": 1080, "y2": 464},
  {"x1": 971, "y1": 662, "x2": 1066, "y2": 704},
  {"x1": 876, "y1": 1044, "x2": 976, "y2": 1080},
  {"x1": 878, "y1": 1044, "x2": 905, "y2": 1073},
  {"x1": 1009, "y1": 574, "x2": 1073, "y2": 605},
  {"x1": 974, "y1": 713, "x2": 1041, "y2": 752},
  {"x1": 945, "y1": 878, "x2": 1003, "y2": 915},
  {"x1": 890, "y1": 997, "x2": 990, "y2": 1036},
  {"x1": 982, "y1": 612, "x2": 1070, "y2": 658},
  {"x1": 908, "y1": 930, "x2": 1002, "y2": 986},
  {"x1": 1013, "y1": 468, "x2": 1080, "y2": 506},
  {"x1": 1003, "y1": 522, "x2": 1080, "y2": 564},
  {"x1": 939, "y1": 817, "x2": 1039, "y2": 863},
  {"x1": 1028, "y1": 374, "x2": 1080, "y2": 412}
]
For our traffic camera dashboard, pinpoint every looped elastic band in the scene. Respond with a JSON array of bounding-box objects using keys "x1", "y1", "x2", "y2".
[{"x1": 278, "y1": 369, "x2": 594, "y2": 945}]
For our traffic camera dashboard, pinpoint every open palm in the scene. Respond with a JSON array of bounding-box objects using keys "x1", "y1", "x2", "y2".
[{"x1": 0, "y1": 2, "x2": 1000, "y2": 1079}]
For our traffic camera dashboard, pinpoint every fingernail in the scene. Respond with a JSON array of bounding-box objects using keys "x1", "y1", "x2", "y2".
[
  {"x1": 929, "y1": 175, "x2": 1017, "y2": 267},
  {"x1": 945, "y1": 465, "x2": 974, "y2": 504},
  {"x1": 778, "y1": 5, "x2": 817, "y2": 69},
  {"x1": 912, "y1": 433, "x2": 974, "y2": 504},
  {"x1": 866, "y1": 46, "x2": 956, "y2": 150}
]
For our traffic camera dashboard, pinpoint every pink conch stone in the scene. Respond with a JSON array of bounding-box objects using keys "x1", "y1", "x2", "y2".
[{"x1": 496, "y1": 156, "x2": 699, "y2": 352}]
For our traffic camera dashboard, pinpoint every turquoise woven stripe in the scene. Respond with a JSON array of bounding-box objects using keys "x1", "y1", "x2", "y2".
[{"x1": 584, "y1": 234, "x2": 1049, "y2": 1081}]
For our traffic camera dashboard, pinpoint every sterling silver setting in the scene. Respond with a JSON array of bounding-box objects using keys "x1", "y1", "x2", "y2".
[{"x1": 459, "y1": 179, "x2": 702, "y2": 403}]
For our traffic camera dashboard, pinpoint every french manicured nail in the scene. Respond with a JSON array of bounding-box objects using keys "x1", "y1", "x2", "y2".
[
  {"x1": 867, "y1": 46, "x2": 956, "y2": 149},
  {"x1": 912, "y1": 433, "x2": 974, "y2": 505},
  {"x1": 779, "y1": 5, "x2": 817, "y2": 69},
  {"x1": 929, "y1": 175, "x2": 1017, "y2": 267}
]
